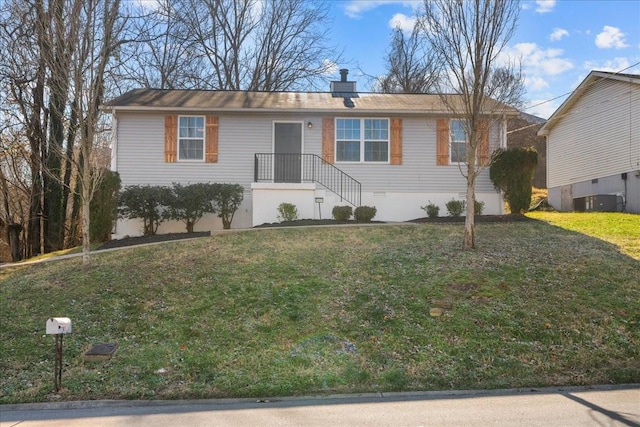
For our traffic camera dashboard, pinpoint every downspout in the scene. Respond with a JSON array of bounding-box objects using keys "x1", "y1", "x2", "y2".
[{"x1": 110, "y1": 108, "x2": 118, "y2": 171}]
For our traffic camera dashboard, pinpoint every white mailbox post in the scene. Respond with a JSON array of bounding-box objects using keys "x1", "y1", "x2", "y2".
[{"x1": 46, "y1": 317, "x2": 72, "y2": 392}]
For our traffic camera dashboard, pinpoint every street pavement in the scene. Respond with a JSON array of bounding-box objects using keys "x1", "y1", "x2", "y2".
[{"x1": 1, "y1": 385, "x2": 638, "y2": 427}]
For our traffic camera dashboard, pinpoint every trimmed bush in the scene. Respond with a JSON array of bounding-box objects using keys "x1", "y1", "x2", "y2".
[
  {"x1": 421, "y1": 201, "x2": 440, "y2": 218},
  {"x1": 332, "y1": 205, "x2": 353, "y2": 222},
  {"x1": 445, "y1": 199, "x2": 465, "y2": 217},
  {"x1": 277, "y1": 202, "x2": 299, "y2": 222},
  {"x1": 474, "y1": 200, "x2": 485, "y2": 215},
  {"x1": 354, "y1": 206, "x2": 377, "y2": 222},
  {"x1": 212, "y1": 183, "x2": 244, "y2": 229},
  {"x1": 119, "y1": 185, "x2": 172, "y2": 235},
  {"x1": 166, "y1": 182, "x2": 217, "y2": 233},
  {"x1": 490, "y1": 147, "x2": 538, "y2": 214}
]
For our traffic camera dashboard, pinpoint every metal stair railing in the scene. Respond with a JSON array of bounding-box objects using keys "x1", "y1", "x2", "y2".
[{"x1": 254, "y1": 153, "x2": 361, "y2": 207}]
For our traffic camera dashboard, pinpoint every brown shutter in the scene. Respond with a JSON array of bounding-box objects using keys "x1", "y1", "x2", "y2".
[
  {"x1": 205, "y1": 116, "x2": 219, "y2": 163},
  {"x1": 164, "y1": 115, "x2": 177, "y2": 162},
  {"x1": 322, "y1": 117, "x2": 334, "y2": 163},
  {"x1": 390, "y1": 118, "x2": 402, "y2": 165},
  {"x1": 436, "y1": 118, "x2": 449, "y2": 166},
  {"x1": 478, "y1": 120, "x2": 490, "y2": 166}
]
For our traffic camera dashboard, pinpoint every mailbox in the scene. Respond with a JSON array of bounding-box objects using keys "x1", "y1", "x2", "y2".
[{"x1": 46, "y1": 317, "x2": 72, "y2": 335}]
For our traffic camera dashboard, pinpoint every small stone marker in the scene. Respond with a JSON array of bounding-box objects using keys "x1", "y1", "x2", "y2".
[
  {"x1": 429, "y1": 307, "x2": 444, "y2": 317},
  {"x1": 84, "y1": 343, "x2": 118, "y2": 362}
]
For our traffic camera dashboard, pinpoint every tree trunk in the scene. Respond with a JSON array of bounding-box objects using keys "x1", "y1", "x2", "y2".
[{"x1": 81, "y1": 152, "x2": 92, "y2": 267}]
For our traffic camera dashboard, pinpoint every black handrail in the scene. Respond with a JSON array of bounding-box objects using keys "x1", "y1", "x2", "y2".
[{"x1": 254, "y1": 153, "x2": 361, "y2": 207}]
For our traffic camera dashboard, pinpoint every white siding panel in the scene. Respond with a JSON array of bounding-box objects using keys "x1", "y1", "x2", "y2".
[{"x1": 548, "y1": 79, "x2": 640, "y2": 188}]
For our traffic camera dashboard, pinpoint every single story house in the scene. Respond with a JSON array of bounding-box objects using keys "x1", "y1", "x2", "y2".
[
  {"x1": 104, "y1": 70, "x2": 518, "y2": 237},
  {"x1": 538, "y1": 71, "x2": 640, "y2": 213}
]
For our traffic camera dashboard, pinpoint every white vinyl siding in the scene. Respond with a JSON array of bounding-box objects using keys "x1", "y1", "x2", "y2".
[
  {"x1": 547, "y1": 78, "x2": 640, "y2": 188},
  {"x1": 115, "y1": 113, "x2": 502, "y2": 194}
]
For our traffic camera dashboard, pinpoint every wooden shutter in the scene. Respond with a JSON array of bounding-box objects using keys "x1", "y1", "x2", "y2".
[
  {"x1": 436, "y1": 118, "x2": 449, "y2": 166},
  {"x1": 390, "y1": 118, "x2": 402, "y2": 165},
  {"x1": 205, "y1": 116, "x2": 219, "y2": 163},
  {"x1": 164, "y1": 115, "x2": 177, "y2": 163},
  {"x1": 477, "y1": 120, "x2": 490, "y2": 166},
  {"x1": 322, "y1": 117, "x2": 335, "y2": 163}
]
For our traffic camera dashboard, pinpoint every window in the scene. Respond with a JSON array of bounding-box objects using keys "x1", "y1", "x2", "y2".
[
  {"x1": 450, "y1": 120, "x2": 466, "y2": 163},
  {"x1": 178, "y1": 116, "x2": 205, "y2": 160},
  {"x1": 336, "y1": 118, "x2": 389, "y2": 163}
]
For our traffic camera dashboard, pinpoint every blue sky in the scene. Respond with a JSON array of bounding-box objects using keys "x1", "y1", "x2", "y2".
[{"x1": 326, "y1": 0, "x2": 640, "y2": 118}]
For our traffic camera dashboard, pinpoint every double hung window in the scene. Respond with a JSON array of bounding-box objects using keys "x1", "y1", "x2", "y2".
[
  {"x1": 450, "y1": 120, "x2": 467, "y2": 164},
  {"x1": 178, "y1": 116, "x2": 205, "y2": 161},
  {"x1": 336, "y1": 118, "x2": 389, "y2": 163}
]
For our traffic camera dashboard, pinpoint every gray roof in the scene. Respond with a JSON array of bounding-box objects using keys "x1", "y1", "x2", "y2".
[{"x1": 103, "y1": 89, "x2": 519, "y2": 116}]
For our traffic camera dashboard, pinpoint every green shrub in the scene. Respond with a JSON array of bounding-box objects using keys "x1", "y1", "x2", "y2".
[
  {"x1": 421, "y1": 201, "x2": 440, "y2": 218},
  {"x1": 490, "y1": 147, "x2": 538, "y2": 214},
  {"x1": 354, "y1": 206, "x2": 377, "y2": 222},
  {"x1": 90, "y1": 170, "x2": 121, "y2": 243},
  {"x1": 445, "y1": 199, "x2": 466, "y2": 217},
  {"x1": 119, "y1": 185, "x2": 172, "y2": 235},
  {"x1": 332, "y1": 205, "x2": 353, "y2": 221},
  {"x1": 212, "y1": 183, "x2": 244, "y2": 229},
  {"x1": 474, "y1": 200, "x2": 485, "y2": 215},
  {"x1": 166, "y1": 182, "x2": 217, "y2": 233},
  {"x1": 277, "y1": 202, "x2": 299, "y2": 222}
]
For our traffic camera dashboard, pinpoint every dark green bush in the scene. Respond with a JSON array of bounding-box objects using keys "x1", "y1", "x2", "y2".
[
  {"x1": 490, "y1": 147, "x2": 538, "y2": 214},
  {"x1": 90, "y1": 170, "x2": 121, "y2": 242},
  {"x1": 421, "y1": 201, "x2": 440, "y2": 218},
  {"x1": 354, "y1": 206, "x2": 377, "y2": 222},
  {"x1": 277, "y1": 202, "x2": 299, "y2": 222},
  {"x1": 474, "y1": 200, "x2": 485, "y2": 215},
  {"x1": 166, "y1": 183, "x2": 217, "y2": 233},
  {"x1": 119, "y1": 185, "x2": 172, "y2": 235},
  {"x1": 445, "y1": 199, "x2": 465, "y2": 217},
  {"x1": 332, "y1": 205, "x2": 353, "y2": 221},
  {"x1": 212, "y1": 183, "x2": 244, "y2": 229}
]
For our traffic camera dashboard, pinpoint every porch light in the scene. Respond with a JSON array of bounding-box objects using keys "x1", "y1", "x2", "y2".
[{"x1": 307, "y1": 121, "x2": 313, "y2": 129}]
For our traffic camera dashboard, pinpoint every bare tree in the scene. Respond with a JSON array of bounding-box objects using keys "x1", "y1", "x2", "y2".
[
  {"x1": 120, "y1": 0, "x2": 339, "y2": 91},
  {"x1": 423, "y1": 0, "x2": 523, "y2": 249},
  {"x1": 376, "y1": 21, "x2": 441, "y2": 93}
]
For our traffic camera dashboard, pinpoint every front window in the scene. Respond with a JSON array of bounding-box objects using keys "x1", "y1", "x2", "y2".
[
  {"x1": 450, "y1": 120, "x2": 467, "y2": 163},
  {"x1": 178, "y1": 116, "x2": 205, "y2": 160},
  {"x1": 336, "y1": 118, "x2": 389, "y2": 163}
]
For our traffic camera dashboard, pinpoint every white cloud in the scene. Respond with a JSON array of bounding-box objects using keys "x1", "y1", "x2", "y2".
[
  {"x1": 535, "y1": 0, "x2": 556, "y2": 13},
  {"x1": 595, "y1": 26, "x2": 629, "y2": 49},
  {"x1": 583, "y1": 57, "x2": 631, "y2": 73},
  {"x1": 510, "y1": 43, "x2": 574, "y2": 76},
  {"x1": 343, "y1": 0, "x2": 420, "y2": 19},
  {"x1": 388, "y1": 13, "x2": 416, "y2": 31},
  {"x1": 525, "y1": 76, "x2": 550, "y2": 91},
  {"x1": 549, "y1": 28, "x2": 569, "y2": 41}
]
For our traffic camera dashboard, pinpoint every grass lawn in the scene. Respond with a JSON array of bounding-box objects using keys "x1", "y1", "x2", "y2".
[{"x1": 1, "y1": 213, "x2": 639, "y2": 403}]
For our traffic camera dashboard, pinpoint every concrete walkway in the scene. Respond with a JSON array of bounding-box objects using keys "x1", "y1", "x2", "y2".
[{"x1": 1, "y1": 385, "x2": 639, "y2": 427}]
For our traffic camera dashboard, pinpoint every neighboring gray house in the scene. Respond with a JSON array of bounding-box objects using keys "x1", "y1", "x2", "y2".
[
  {"x1": 538, "y1": 71, "x2": 640, "y2": 213},
  {"x1": 104, "y1": 71, "x2": 517, "y2": 237}
]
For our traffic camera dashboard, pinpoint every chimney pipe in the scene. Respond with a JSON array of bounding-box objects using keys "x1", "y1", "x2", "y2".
[{"x1": 340, "y1": 69, "x2": 348, "y2": 82}]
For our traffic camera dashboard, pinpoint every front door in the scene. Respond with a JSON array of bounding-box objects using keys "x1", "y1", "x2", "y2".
[{"x1": 274, "y1": 122, "x2": 302, "y2": 183}]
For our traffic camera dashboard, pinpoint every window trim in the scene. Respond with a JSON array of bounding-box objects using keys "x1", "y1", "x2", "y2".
[
  {"x1": 177, "y1": 115, "x2": 206, "y2": 162},
  {"x1": 449, "y1": 119, "x2": 467, "y2": 165},
  {"x1": 335, "y1": 117, "x2": 390, "y2": 164}
]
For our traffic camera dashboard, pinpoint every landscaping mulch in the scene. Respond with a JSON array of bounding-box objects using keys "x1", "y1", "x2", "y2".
[
  {"x1": 96, "y1": 231, "x2": 211, "y2": 251},
  {"x1": 96, "y1": 215, "x2": 532, "y2": 251}
]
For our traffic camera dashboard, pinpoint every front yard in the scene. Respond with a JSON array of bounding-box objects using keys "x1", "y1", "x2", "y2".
[{"x1": 1, "y1": 213, "x2": 638, "y2": 403}]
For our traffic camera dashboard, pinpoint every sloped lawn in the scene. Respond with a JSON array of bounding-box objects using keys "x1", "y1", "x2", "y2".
[{"x1": 1, "y1": 215, "x2": 638, "y2": 403}]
